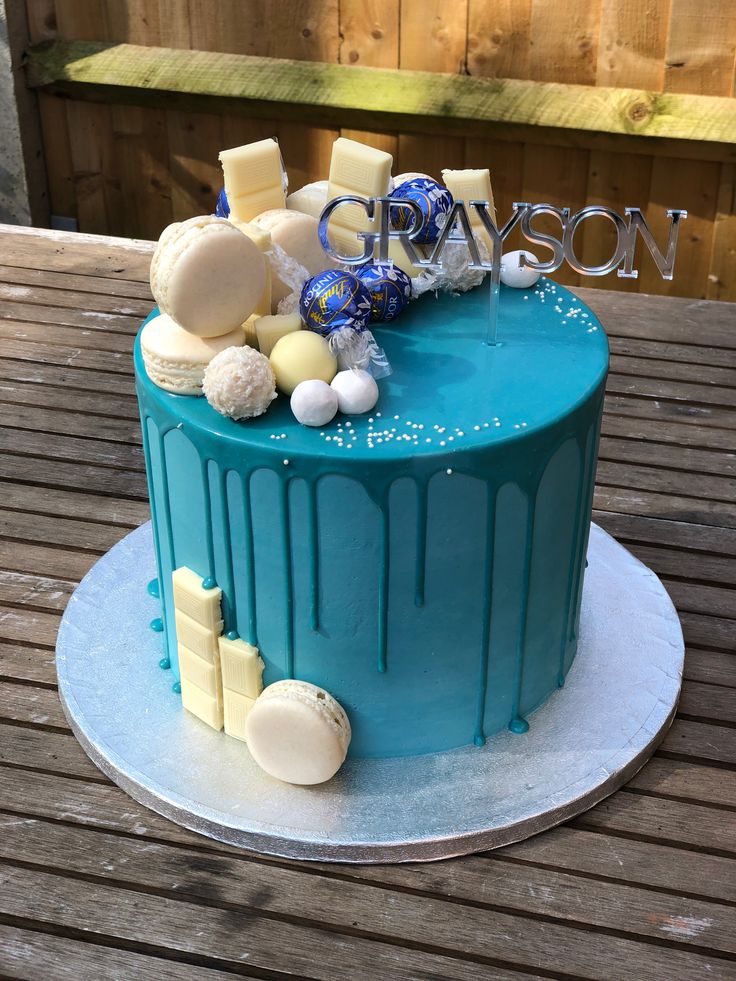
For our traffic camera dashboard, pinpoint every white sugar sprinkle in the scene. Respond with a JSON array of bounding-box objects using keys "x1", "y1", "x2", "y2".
[
  {"x1": 283, "y1": 459, "x2": 289, "y2": 465},
  {"x1": 446, "y1": 469, "x2": 453, "y2": 475}
]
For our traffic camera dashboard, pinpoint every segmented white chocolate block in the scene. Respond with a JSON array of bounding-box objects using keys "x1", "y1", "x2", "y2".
[
  {"x1": 219, "y1": 139, "x2": 286, "y2": 221},
  {"x1": 175, "y1": 609, "x2": 222, "y2": 663},
  {"x1": 218, "y1": 635, "x2": 265, "y2": 698},
  {"x1": 224, "y1": 689, "x2": 258, "y2": 741},
  {"x1": 181, "y1": 675, "x2": 223, "y2": 731},
  {"x1": 178, "y1": 644, "x2": 223, "y2": 699},
  {"x1": 171, "y1": 567, "x2": 222, "y2": 630},
  {"x1": 441, "y1": 168, "x2": 496, "y2": 250},
  {"x1": 326, "y1": 138, "x2": 392, "y2": 258}
]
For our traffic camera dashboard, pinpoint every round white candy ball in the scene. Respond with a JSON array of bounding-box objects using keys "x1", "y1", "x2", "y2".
[
  {"x1": 500, "y1": 250, "x2": 541, "y2": 289},
  {"x1": 203, "y1": 346, "x2": 276, "y2": 420},
  {"x1": 290, "y1": 379, "x2": 338, "y2": 427},
  {"x1": 330, "y1": 369, "x2": 378, "y2": 415}
]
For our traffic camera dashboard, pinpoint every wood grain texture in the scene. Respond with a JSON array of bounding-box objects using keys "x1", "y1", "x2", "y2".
[
  {"x1": 24, "y1": 0, "x2": 736, "y2": 302},
  {"x1": 1, "y1": 203, "x2": 735, "y2": 981},
  {"x1": 596, "y1": 0, "x2": 670, "y2": 89}
]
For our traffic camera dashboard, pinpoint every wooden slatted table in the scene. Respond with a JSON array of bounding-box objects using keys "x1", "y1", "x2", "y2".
[{"x1": 0, "y1": 223, "x2": 734, "y2": 981}]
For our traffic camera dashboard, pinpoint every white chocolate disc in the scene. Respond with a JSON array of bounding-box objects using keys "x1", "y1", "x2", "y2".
[
  {"x1": 500, "y1": 250, "x2": 541, "y2": 289},
  {"x1": 245, "y1": 681, "x2": 351, "y2": 785}
]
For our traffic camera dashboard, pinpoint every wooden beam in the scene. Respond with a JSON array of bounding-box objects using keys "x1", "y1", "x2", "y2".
[{"x1": 25, "y1": 40, "x2": 736, "y2": 163}]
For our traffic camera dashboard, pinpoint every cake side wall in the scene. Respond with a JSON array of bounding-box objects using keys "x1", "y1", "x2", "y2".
[{"x1": 136, "y1": 365, "x2": 605, "y2": 758}]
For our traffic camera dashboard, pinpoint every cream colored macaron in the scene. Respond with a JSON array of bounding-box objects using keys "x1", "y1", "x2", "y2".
[
  {"x1": 252, "y1": 208, "x2": 337, "y2": 310},
  {"x1": 150, "y1": 215, "x2": 266, "y2": 337},
  {"x1": 245, "y1": 680, "x2": 351, "y2": 785},
  {"x1": 141, "y1": 313, "x2": 244, "y2": 395},
  {"x1": 286, "y1": 180, "x2": 328, "y2": 220}
]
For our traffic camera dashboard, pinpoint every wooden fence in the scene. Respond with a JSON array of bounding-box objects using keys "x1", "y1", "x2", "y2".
[{"x1": 20, "y1": 0, "x2": 736, "y2": 299}]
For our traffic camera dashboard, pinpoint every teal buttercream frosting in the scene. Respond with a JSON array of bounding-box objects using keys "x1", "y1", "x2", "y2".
[{"x1": 136, "y1": 277, "x2": 608, "y2": 758}]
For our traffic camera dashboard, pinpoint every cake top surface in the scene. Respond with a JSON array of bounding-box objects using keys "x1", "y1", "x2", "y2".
[{"x1": 136, "y1": 275, "x2": 608, "y2": 465}]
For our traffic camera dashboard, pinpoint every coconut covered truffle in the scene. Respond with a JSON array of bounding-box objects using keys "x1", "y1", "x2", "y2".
[{"x1": 203, "y1": 346, "x2": 277, "y2": 420}]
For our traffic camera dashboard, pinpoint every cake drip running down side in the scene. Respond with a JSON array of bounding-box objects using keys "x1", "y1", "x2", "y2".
[{"x1": 136, "y1": 280, "x2": 607, "y2": 759}]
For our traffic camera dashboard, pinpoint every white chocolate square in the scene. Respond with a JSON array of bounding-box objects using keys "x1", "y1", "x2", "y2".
[
  {"x1": 218, "y1": 635, "x2": 265, "y2": 698},
  {"x1": 181, "y1": 675, "x2": 223, "y2": 731},
  {"x1": 329, "y1": 138, "x2": 392, "y2": 200},
  {"x1": 441, "y1": 168, "x2": 496, "y2": 248},
  {"x1": 223, "y1": 689, "x2": 257, "y2": 741},
  {"x1": 325, "y1": 182, "x2": 378, "y2": 233},
  {"x1": 178, "y1": 644, "x2": 222, "y2": 699},
  {"x1": 219, "y1": 139, "x2": 284, "y2": 196},
  {"x1": 174, "y1": 610, "x2": 221, "y2": 663},
  {"x1": 323, "y1": 223, "x2": 370, "y2": 260},
  {"x1": 228, "y1": 217, "x2": 272, "y2": 253},
  {"x1": 229, "y1": 186, "x2": 287, "y2": 223},
  {"x1": 243, "y1": 313, "x2": 260, "y2": 349},
  {"x1": 171, "y1": 567, "x2": 222, "y2": 630},
  {"x1": 255, "y1": 313, "x2": 301, "y2": 358}
]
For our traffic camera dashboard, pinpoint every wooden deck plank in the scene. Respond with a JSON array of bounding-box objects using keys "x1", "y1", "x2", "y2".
[
  {"x1": 1, "y1": 226, "x2": 734, "y2": 979},
  {"x1": 0, "y1": 923, "x2": 265, "y2": 981},
  {"x1": 0, "y1": 813, "x2": 734, "y2": 965}
]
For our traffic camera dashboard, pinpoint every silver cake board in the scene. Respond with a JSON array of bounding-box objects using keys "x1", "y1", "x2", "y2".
[{"x1": 55, "y1": 522, "x2": 684, "y2": 864}]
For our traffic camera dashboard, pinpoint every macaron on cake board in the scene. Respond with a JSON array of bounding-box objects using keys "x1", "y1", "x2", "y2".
[{"x1": 134, "y1": 134, "x2": 609, "y2": 796}]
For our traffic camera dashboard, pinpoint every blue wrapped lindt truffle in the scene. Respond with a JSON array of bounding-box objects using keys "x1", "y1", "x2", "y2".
[
  {"x1": 389, "y1": 177, "x2": 454, "y2": 246},
  {"x1": 355, "y1": 262, "x2": 412, "y2": 322},
  {"x1": 214, "y1": 187, "x2": 230, "y2": 218},
  {"x1": 300, "y1": 269, "x2": 372, "y2": 336}
]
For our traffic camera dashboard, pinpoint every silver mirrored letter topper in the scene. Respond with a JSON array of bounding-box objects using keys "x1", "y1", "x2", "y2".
[{"x1": 318, "y1": 197, "x2": 687, "y2": 346}]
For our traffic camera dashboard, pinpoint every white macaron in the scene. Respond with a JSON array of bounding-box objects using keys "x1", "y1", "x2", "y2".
[
  {"x1": 150, "y1": 215, "x2": 266, "y2": 337},
  {"x1": 252, "y1": 208, "x2": 337, "y2": 310},
  {"x1": 286, "y1": 180, "x2": 328, "y2": 220},
  {"x1": 140, "y1": 313, "x2": 244, "y2": 395},
  {"x1": 245, "y1": 680, "x2": 352, "y2": 785}
]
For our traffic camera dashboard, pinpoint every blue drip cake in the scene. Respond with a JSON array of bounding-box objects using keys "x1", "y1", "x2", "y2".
[{"x1": 136, "y1": 276, "x2": 608, "y2": 759}]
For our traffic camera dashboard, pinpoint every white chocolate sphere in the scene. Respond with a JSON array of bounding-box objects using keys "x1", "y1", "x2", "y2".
[
  {"x1": 500, "y1": 250, "x2": 541, "y2": 289},
  {"x1": 270, "y1": 331, "x2": 337, "y2": 396},
  {"x1": 291, "y1": 379, "x2": 339, "y2": 427},
  {"x1": 203, "y1": 345, "x2": 276, "y2": 420},
  {"x1": 330, "y1": 369, "x2": 378, "y2": 415}
]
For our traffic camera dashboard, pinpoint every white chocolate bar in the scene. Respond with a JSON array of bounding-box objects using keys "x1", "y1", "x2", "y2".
[
  {"x1": 175, "y1": 609, "x2": 222, "y2": 663},
  {"x1": 181, "y1": 675, "x2": 223, "y2": 731},
  {"x1": 243, "y1": 313, "x2": 260, "y2": 349},
  {"x1": 171, "y1": 567, "x2": 222, "y2": 630},
  {"x1": 329, "y1": 138, "x2": 392, "y2": 198},
  {"x1": 223, "y1": 689, "x2": 258, "y2": 741},
  {"x1": 441, "y1": 168, "x2": 496, "y2": 250},
  {"x1": 326, "y1": 137, "x2": 392, "y2": 258},
  {"x1": 219, "y1": 139, "x2": 286, "y2": 222},
  {"x1": 255, "y1": 313, "x2": 301, "y2": 358},
  {"x1": 228, "y1": 217, "x2": 273, "y2": 316},
  {"x1": 178, "y1": 643, "x2": 223, "y2": 700},
  {"x1": 218, "y1": 635, "x2": 265, "y2": 698}
]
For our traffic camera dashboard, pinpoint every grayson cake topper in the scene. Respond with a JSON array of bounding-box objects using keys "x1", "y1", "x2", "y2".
[{"x1": 319, "y1": 198, "x2": 688, "y2": 345}]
